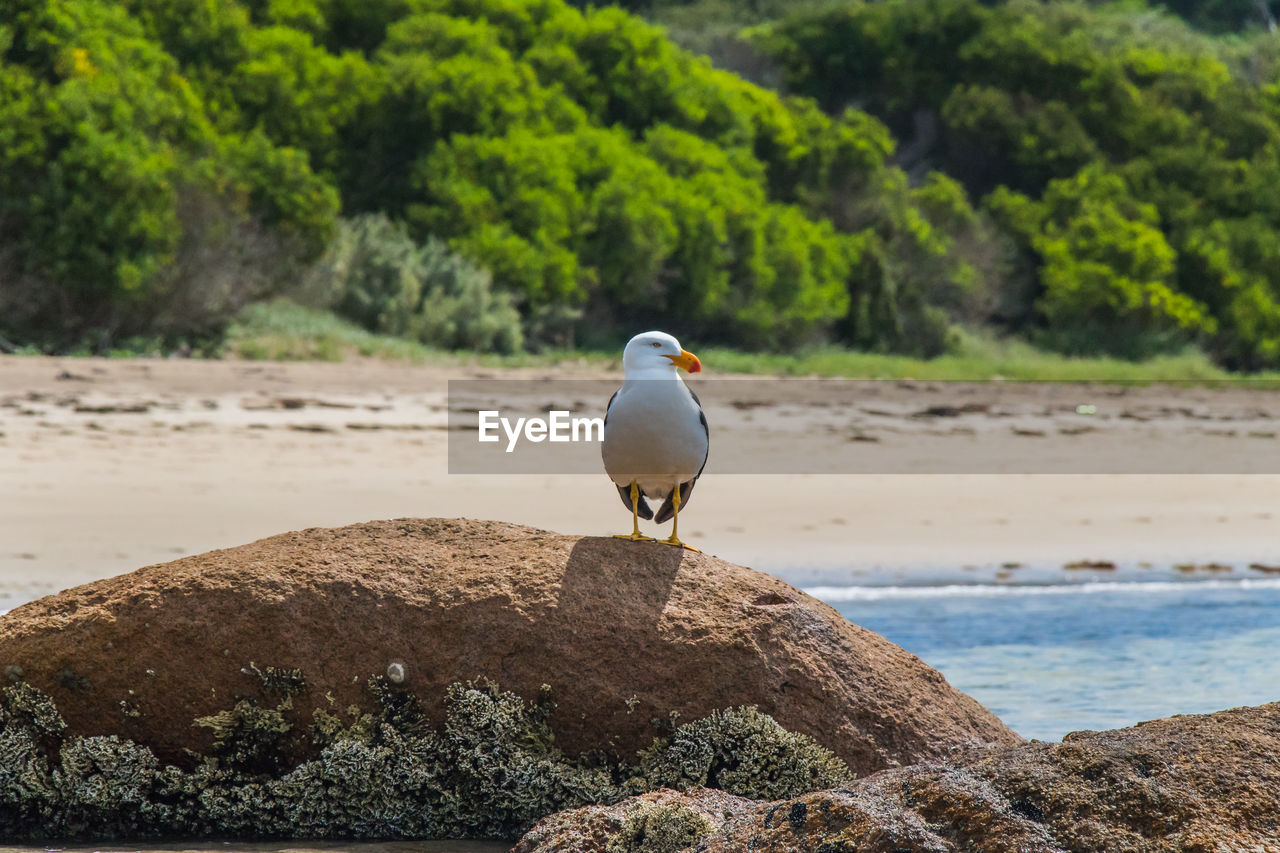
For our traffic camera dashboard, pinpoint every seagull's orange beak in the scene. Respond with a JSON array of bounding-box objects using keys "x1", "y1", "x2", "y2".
[{"x1": 665, "y1": 349, "x2": 702, "y2": 373}]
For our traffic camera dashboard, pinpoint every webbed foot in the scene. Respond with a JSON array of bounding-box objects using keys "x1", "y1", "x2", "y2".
[{"x1": 658, "y1": 535, "x2": 699, "y2": 552}]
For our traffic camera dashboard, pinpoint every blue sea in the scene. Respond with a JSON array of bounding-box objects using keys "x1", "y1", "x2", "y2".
[{"x1": 805, "y1": 570, "x2": 1280, "y2": 741}]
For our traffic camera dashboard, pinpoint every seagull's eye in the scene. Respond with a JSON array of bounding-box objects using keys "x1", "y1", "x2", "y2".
[{"x1": 651, "y1": 341, "x2": 661, "y2": 348}]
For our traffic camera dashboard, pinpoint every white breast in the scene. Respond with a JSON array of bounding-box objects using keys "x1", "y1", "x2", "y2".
[{"x1": 602, "y1": 379, "x2": 707, "y2": 498}]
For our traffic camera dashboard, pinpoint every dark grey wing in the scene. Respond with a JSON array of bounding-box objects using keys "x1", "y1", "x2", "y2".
[
  {"x1": 691, "y1": 395, "x2": 709, "y2": 478},
  {"x1": 654, "y1": 395, "x2": 708, "y2": 524},
  {"x1": 604, "y1": 389, "x2": 653, "y2": 518}
]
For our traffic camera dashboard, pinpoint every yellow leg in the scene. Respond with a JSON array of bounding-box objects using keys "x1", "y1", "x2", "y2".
[
  {"x1": 660, "y1": 484, "x2": 700, "y2": 552},
  {"x1": 614, "y1": 481, "x2": 654, "y2": 542}
]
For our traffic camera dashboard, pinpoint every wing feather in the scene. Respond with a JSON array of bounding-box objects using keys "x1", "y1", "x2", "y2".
[{"x1": 654, "y1": 394, "x2": 708, "y2": 524}]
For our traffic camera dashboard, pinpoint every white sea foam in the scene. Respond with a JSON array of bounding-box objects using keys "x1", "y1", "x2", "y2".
[{"x1": 805, "y1": 577, "x2": 1280, "y2": 601}]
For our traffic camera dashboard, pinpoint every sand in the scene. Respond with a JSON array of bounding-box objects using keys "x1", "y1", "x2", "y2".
[{"x1": 4, "y1": 354, "x2": 1280, "y2": 607}]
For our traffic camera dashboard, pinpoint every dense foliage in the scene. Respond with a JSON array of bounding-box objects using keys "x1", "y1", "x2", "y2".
[
  {"x1": 6, "y1": 0, "x2": 1280, "y2": 365},
  {"x1": 0, "y1": 0, "x2": 984, "y2": 355},
  {"x1": 0, "y1": 0, "x2": 337, "y2": 349},
  {"x1": 751, "y1": 0, "x2": 1280, "y2": 366},
  {"x1": 307, "y1": 214, "x2": 524, "y2": 353}
]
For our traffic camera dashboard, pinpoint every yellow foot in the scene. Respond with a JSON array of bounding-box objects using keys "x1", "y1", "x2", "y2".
[
  {"x1": 615, "y1": 532, "x2": 656, "y2": 542},
  {"x1": 659, "y1": 536, "x2": 700, "y2": 552}
]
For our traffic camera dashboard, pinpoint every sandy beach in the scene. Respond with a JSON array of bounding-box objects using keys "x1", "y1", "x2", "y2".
[{"x1": 4, "y1": 355, "x2": 1280, "y2": 604}]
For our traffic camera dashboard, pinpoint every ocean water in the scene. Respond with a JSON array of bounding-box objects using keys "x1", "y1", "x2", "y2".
[{"x1": 807, "y1": 574, "x2": 1280, "y2": 741}]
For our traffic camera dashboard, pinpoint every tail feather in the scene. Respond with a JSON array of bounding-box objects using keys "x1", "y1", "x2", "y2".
[
  {"x1": 654, "y1": 479, "x2": 696, "y2": 524},
  {"x1": 616, "y1": 484, "x2": 654, "y2": 520}
]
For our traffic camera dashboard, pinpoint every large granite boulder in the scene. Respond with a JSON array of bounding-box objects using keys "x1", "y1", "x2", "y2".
[
  {"x1": 0, "y1": 517, "x2": 1016, "y2": 772},
  {"x1": 519, "y1": 702, "x2": 1280, "y2": 852}
]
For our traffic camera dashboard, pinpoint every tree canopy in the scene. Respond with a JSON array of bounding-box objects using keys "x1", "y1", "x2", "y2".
[
  {"x1": 751, "y1": 0, "x2": 1280, "y2": 366},
  {"x1": 6, "y1": 0, "x2": 1280, "y2": 366},
  {"x1": 0, "y1": 0, "x2": 981, "y2": 355}
]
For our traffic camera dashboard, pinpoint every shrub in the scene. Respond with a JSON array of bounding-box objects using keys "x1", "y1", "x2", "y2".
[
  {"x1": 988, "y1": 166, "x2": 1211, "y2": 357},
  {"x1": 2, "y1": 0, "x2": 1004, "y2": 356},
  {"x1": 752, "y1": 0, "x2": 1280, "y2": 365},
  {"x1": 314, "y1": 214, "x2": 523, "y2": 354},
  {"x1": 0, "y1": 0, "x2": 335, "y2": 351}
]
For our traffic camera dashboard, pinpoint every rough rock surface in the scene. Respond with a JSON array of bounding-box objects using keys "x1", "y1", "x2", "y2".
[
  {"x1": 0, "y1": 518, "x2": 1016, "y2": 771},
  {"x1": 519, "y1": 702, "x2": 1280, "y2": 852}
]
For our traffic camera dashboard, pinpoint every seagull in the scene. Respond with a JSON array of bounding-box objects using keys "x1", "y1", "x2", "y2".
[{"x1": 602, "y1": 331, "x2": 708, "y2": 551}]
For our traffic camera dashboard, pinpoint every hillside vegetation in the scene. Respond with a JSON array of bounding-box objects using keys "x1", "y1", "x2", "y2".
[
  {"x1": 750, "y1": 0, "x2": 1280, "y2": 368},
  {"x1": 3, "y1": 0, "x2": 1280, "y2": 369},
  {"x1": 0, "y1": 0, "x2": 981, "y2": 357}
]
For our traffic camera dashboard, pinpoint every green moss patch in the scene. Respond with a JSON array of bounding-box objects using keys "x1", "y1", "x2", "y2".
[{"x1": 0, "y1": 673, "x2": 850, "y2": 841}]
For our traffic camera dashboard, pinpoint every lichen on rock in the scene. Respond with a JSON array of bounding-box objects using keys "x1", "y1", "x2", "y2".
[
  {"x1": 0, "y1": 675, "x2": 849, "y2": 842},
  {"x1": 0, "y1": 682, "x2": 59, "y2": 828},
  {"x1": 606, "y1": 802, "x2": 714, "y2": 853},
  {"x1": 54, "y1": 735, "x2": 168, "y2": 836},
  {"x1": 3, "y1": 680, "x2": 65, "y2": 739},
  {"x1": 635, "y1": 706, "x2": 852, "y2": 800}
]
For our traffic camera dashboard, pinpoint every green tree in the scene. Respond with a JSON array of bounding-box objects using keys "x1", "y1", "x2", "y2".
[
  {"x1": 755, "y1": 0, "x2": 1280, "y2": 365},
  {"x1": 0, "y1": 0, "x2": 335, "y2": 348},
  {"x1": 989, "y1": 166, "x2": 1210, "y2": 356}
]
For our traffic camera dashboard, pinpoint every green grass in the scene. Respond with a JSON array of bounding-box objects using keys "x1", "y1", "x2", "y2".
[
  {"x1": 699, "y1": 334, "x2": 1241, "y2": 382},
  {"x1": 222, "y1": 299, "x2": 1280, "y2": 383},
  {"x1": 8, "y1": 299, "x2": 605, "y2": 367},
  {"x1": 225, "y1": 300, "x2": 446, "y2": 363},
  {"x1": 223, "y1": 299, "x2": 617, "y2": 368}
]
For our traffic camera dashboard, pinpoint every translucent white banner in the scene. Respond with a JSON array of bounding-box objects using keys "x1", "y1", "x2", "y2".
[{"x1": 447, "y1": 379, "x2": 1280, "y2": 474}]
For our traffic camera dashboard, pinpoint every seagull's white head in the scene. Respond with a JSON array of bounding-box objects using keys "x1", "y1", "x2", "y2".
[{"x1": 622, "y1": 330, "x2": 702, "y2": 378}]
